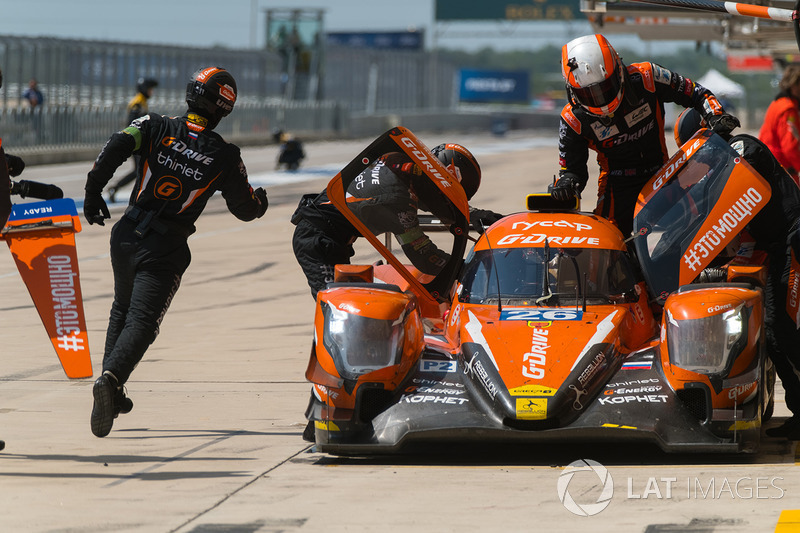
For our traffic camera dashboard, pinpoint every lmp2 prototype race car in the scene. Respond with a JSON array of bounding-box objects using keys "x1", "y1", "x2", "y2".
[{"x1": 303, "y1": 127, "x2": 775, "y2": 455}]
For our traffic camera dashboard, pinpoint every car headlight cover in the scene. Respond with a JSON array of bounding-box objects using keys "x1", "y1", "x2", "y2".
[
  {"x1": 322, "y1": 303, "x2": 406, "y2": 380},
  {"x1": 666, "y1": 305, "x2": 745, "y2": 375}
]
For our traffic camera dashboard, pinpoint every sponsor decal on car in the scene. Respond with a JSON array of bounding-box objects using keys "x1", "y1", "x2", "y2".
[
  {"x1": 509, "y1": 384, "x2": 557, "y2": 396},
  {"x1": 682, "y1": 187, "x2": 767, "y2": 274},
  {"x1": 516, "y1": 398, "x2": 547, "y2": 419},
  {"x1": 412, "y1": 378, "x2": 464, "y2": 388},
  {"x1": 496, "y1": 220, "x2": 600, "y2": 246},
  {"x1": 418, "y1": 359, "x2": 457, "y2": 373},
  {"x1": 607, "y1": 378, "x2": 660, "y2": 388},
  {"x1": 473, "y1": 359, "x2": 499, "y2": 398},
  {"x1": 400, "y1": 394, "x2": 469, "y2": 405},
  {"x1": 501, "y1": 309, "x2": 582, "y2": 321},
  {"x1": 404, "y1": 385, "x2": 465, "y2": 395},
  {"x1": 523, "y1": 327, "x2": 550, "y2": 379},
  {"x1": 578, "y1": 353, "x2": 605, "y2": 386},
  {"x1": 496, "y1": 233, "x2": 601, "y2": 246},
  {"x1": 604, "y1": 385, "x2": 663, "y2": 395},
  {"x1": 726, "y1": 382, "x2": 756, "y2": 400},
  {"x1": 598, "y1": 394, "x2": 668, "y2": 405},
  {"x1": 648, "y1": 138, "x2": 703, "y2": 194},
  {"x1": 464, "y1": 353, "x2": 499, "y2": 399},
  {"x1": 400, "y1": 136, "x2": 452, "y2": 191}
]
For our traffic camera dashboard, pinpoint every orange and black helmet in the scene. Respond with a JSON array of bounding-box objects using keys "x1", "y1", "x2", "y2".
[
  {"x1": 185, "y1": 67, "x2": 237, "y2": 128},
  {"x1": 561, "y1": 34, "x2": 625, "y2": 117},
  {"x1": 431, "y1": 143, "x2": 482, "y2": 200}
]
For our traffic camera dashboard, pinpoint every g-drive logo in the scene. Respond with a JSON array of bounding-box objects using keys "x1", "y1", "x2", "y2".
[{"x1": 557, "y1": 459, "x2": 786, "y2": 516}]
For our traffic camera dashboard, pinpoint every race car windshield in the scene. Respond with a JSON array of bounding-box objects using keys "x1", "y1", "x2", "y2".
[
  {"x1": 458, "y1": 246, "x2": 637, "y2": 305},
  {"x1": 632, "y1": 134, "x2": 737, "y2": 302}
]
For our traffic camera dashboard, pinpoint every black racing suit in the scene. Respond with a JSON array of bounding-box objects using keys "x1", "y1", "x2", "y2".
[
  {"x1": 729, "y1": 133, "x2": 800, "y2": 415},
  {"x1": 85, "y1": 112, "x2": 267, "y2": 385},
  {"x1": 291, "y1": 153, "x2": 450, "y2": 299},
  {"x1": 558, "y1": 61, "x2": 727, "y2": 237}
]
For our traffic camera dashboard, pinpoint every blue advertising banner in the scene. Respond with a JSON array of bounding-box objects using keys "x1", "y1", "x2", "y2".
[
  {"x1": 459, "y1": 69, "x2": 529, "y2": 103},
  {"x1": 326, "y1": 31, "x2": 424, "y2": 50}
]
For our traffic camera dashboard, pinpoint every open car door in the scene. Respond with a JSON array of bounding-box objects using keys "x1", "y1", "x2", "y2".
[
  {"x1": 632, "y1": 130, "x2": 772, "y2": 303},
  {"x1": 325, "y1": 127, "x2": 471, "y2": 314}
]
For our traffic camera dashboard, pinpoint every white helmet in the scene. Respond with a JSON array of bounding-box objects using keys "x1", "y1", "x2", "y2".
[{"x1": 561, "y1": 34, "x2": 625, "y2": 116}]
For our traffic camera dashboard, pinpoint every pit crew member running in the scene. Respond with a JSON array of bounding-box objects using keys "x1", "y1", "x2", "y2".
[{"x1": 83, "y1": 67, "x2": 269, "y2": 438}]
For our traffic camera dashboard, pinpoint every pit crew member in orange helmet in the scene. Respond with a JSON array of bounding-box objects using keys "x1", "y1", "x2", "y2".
[{"x1": 553, "y1": 33, "x2": 739, "y2": 237}]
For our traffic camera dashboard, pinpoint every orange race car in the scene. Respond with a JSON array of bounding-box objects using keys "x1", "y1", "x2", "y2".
[{"x1": 304, "y1": 127, "x2": 775, "y2": 454}]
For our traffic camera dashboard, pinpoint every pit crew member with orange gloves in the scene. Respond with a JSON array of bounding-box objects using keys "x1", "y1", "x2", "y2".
[
  {"x1": 83, "y1": 67, "x2": 269, "y2": 438},
  {"x1": 553, "y1": 33, "x2": 739, "y2": 237}
]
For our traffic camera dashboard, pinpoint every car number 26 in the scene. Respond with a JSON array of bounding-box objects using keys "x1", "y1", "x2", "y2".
[{"x1": 500, "y1": 309, "x2": 583, "y2": 321}]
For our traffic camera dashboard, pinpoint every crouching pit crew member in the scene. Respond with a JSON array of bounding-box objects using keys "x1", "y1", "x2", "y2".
[{"x1": 291, "y1": 142, "x2": 502, "y2": 300}]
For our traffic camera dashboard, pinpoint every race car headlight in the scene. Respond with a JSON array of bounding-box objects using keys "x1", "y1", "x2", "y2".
[
  {"x1": 666, "y1": 306, "x2": 746, "y2": 375},
  {"x1": 321, "y1": 302, "x2": 406, "y2": 381}
]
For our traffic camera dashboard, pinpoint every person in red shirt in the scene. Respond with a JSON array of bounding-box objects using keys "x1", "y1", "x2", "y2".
[{"x1": 760, "y1": 65, "x2": 800, "y2": 185}]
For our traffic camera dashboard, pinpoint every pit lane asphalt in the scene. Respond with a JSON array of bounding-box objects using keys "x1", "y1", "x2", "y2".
[{"x1": 1, "y1": 130, "x2": 797, "y2": 533}]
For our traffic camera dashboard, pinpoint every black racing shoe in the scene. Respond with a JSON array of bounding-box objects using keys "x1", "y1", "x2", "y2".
[
  {"x1": 115, "y1": 387, "x2": 133, "y2": 415},
  {"x1": 765, "y1": 416, "x2": 800, "y2": 438},
  {"x1": 91, "y1": 373, "x2": 117, "y2": 438}
]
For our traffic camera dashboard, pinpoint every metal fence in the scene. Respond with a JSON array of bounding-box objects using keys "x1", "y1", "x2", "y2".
[
  {"x1": 0, "y1": 36, "x2": 285, "y2": 109},
  {"x1": 1, "y1": 100, "x2": 347, "y2": 155},
  {"x1": 322, "y1": 47, "x2": 457, "y2": 113},
  {"x1": 0, "y1": 35, "x2": 462, "y2": 155}
]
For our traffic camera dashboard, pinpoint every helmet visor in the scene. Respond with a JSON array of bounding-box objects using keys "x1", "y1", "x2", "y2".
[{"x1": 571, "y1": 72, "x2": 621, "y2": 109}]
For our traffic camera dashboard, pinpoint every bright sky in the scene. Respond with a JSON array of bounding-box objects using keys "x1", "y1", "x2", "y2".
[{"x1": 1, "y1": 0, "x2": 619, "y2": 52}]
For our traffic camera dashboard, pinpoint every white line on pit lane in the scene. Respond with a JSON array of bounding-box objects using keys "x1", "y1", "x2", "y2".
[{"x1": 246, "y1": 165, "x2": 344, "y2": 187}]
